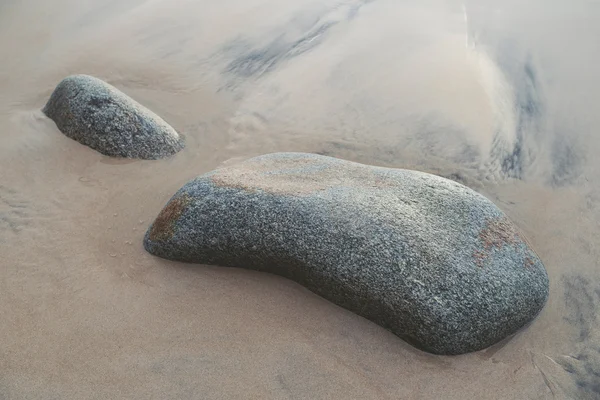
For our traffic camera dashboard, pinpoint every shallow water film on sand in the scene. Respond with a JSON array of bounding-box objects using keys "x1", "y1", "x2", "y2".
[{"x1": 1, "y1": 0, "x2": 599, "y2": 398}]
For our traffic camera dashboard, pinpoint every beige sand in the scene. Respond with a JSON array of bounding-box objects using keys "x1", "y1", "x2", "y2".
[{"x1": 1, "y1": 0, "x2": 598, "y2": 399}]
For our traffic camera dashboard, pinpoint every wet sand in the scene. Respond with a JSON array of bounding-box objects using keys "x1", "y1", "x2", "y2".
[{"x1": 1, "y1": 0, "x2": 599, "y2": 399}]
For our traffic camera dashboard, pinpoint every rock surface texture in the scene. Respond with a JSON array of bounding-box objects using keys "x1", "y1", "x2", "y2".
[
  {"x1": 43, "y1": 75, "x2": 183, "y2": 159},
  {"x1": 144, "y1": 153, "x2": 549, "y2": 355}
]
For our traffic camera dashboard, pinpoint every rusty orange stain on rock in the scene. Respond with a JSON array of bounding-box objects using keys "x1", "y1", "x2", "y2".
[
  {"x1": 479, "y1": 217, "x2": 521, "y2": 250},
  {"x1": 148, "y1": 194, "x2": 191, "y2": 241},
  {"x1": 473, "y1": 249, "x2": 487, "y2": 268},
  {"x1": 525, "y1": 257, "x2": 535, "y2": 268},
  {"x1": 474, "y1": 217, "x2": 528, "y2": 268}
]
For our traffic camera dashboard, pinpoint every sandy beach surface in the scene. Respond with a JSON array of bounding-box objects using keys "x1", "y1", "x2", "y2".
[{"x1": 1, "y1": 0, "x2": 599, "y2": 398}]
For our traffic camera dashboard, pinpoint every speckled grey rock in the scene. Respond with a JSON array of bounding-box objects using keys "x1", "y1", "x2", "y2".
[
  {"x1": 43, "y1": 75, "x2": 183, "y2": 159},
  {"x1": 144, "y1": 153, "x2": 549, "y2": 355}
]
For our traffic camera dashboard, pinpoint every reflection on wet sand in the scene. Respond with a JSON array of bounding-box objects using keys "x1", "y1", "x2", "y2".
[{"x1": 1, "y1": 0, "x2": 599, "y2": 398}]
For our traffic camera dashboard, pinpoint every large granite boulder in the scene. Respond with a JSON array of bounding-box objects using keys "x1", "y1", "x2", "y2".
[
  {"x1": 43, "y1": 75, "x2": 183, "y2": 159},
  {"x1": 144, "y1": 153, "x2": 549, "y2": 355}
]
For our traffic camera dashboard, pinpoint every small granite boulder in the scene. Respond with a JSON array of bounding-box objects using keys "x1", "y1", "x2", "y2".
[
  {"x1": 43, "y1": 75, "x2": 183, "y2": 159},
  {"x1": 144, "y1": 153, "x2": 549, "y2": 355}
]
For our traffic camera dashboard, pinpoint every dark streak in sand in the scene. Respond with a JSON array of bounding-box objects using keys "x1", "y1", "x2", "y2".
[{"x1": 560, "y1": 275, "x2": 600, "y2": 397}]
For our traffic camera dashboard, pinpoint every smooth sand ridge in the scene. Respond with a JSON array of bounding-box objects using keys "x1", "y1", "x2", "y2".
[{"x1": 1, "y1": 0, "x2": 599, "y2": 399}]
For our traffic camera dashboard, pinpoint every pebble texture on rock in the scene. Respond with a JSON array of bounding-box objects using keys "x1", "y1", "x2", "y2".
[
  {"x1": 43, "y1": 75, "x2": 183, "y2": 159},
  {"x1": 144, "y1": 153, "x2": 549, "y2": 355}
]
